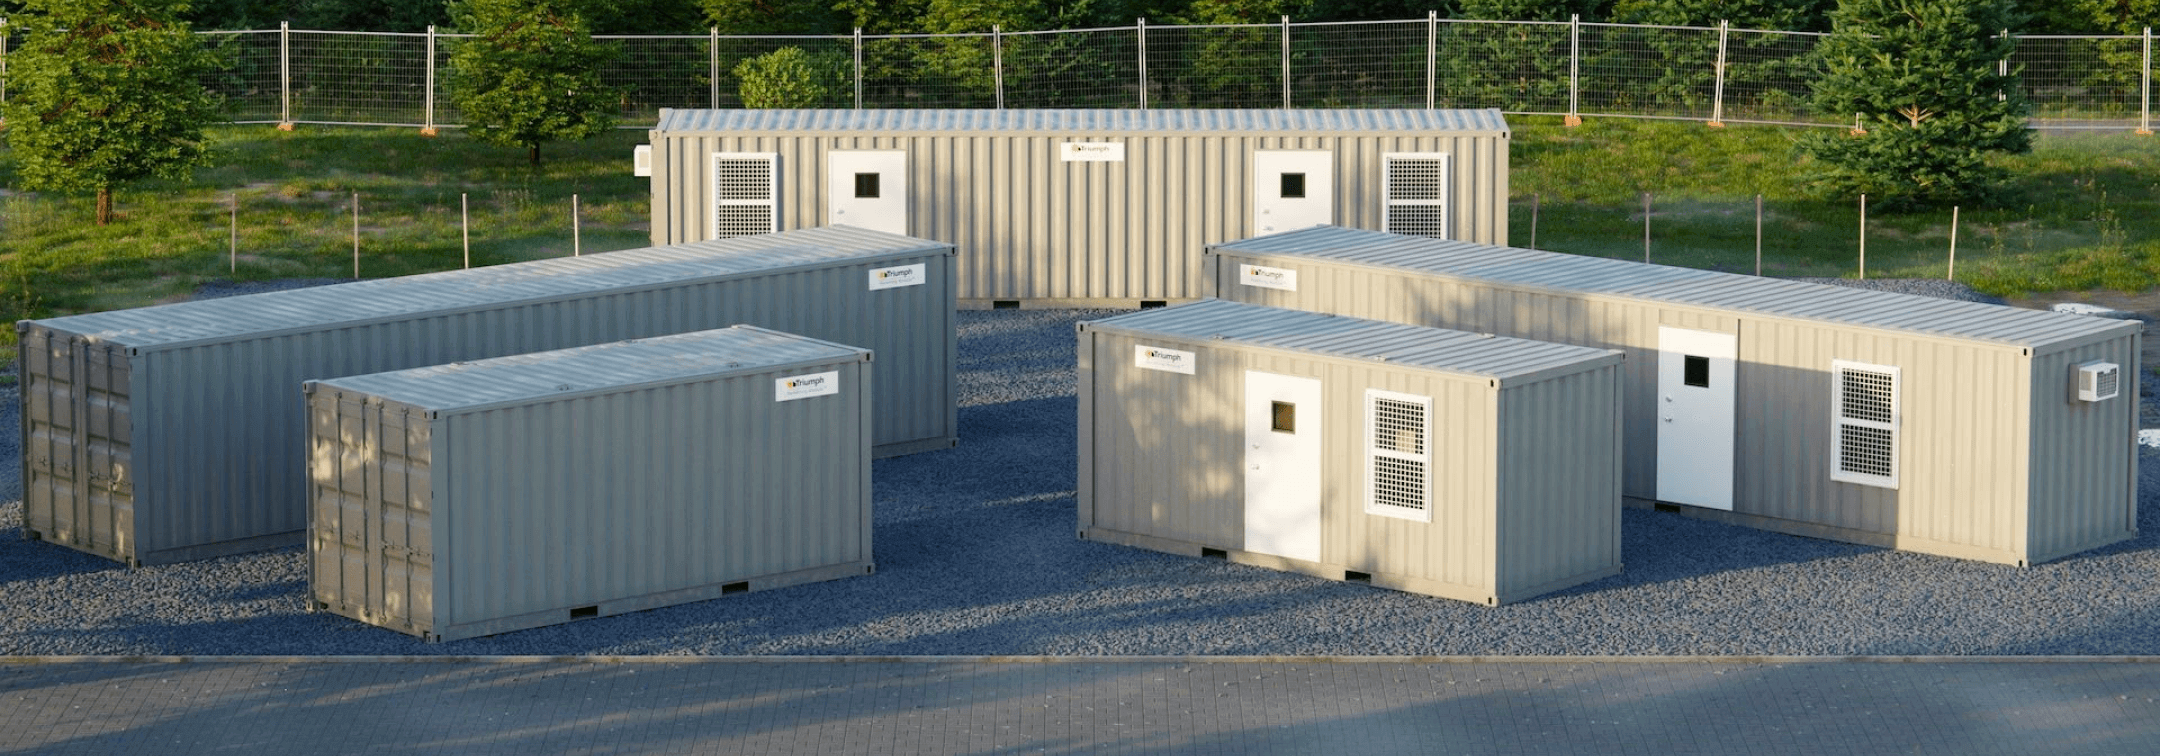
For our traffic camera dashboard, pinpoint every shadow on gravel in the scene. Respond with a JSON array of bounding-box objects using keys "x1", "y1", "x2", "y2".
[{"x1": 0, "y1": 533, "x2": 128, "y2": 585}]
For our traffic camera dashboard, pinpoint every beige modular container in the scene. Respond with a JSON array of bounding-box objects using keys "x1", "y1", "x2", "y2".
[
  {"x1": 647, "y1": 108, "x2": 1510, "y2": 306},
  {"x1": 1205, "y1": 226, "x2": 2143, "y2": 566},
  {"x1": 1078, "y1": 300, "x2": 1624, "y2": 605},
  {"x1": 307, "y1": 326, "x2": 872, "y2": 642},
  {"x1": 18, "y1": 225, "x2": 952, "y2": 566}
]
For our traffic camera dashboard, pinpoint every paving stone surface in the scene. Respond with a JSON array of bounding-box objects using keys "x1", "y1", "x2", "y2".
[{"x1": 4, "y1": 658, "x2": 2158, "y2": 755}]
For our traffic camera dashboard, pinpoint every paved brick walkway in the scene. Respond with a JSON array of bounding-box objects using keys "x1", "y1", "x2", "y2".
[{"x1": 3, "y1": 658, "x2": 2157, "y2": 755}]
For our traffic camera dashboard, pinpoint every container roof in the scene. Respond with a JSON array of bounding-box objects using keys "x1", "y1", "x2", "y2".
[
  {"x1": 30, "y1": 226, "x2": 949, "y2": 351},
  {"x1": 653, "y1": 108, "x2": 1510, "y2": 136},
  {"x1": 309, "y1": 325, "x2": 865, "y2": 413},
  {"x1": 1209, "y1": 226, "x2": 2140, "y2": 349},
  {"x1": 1083, "y1": 299, "x2": 1621, "y2": 384}
]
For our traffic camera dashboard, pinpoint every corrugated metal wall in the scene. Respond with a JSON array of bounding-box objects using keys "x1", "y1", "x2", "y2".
[
  {"x1": 21, "y1": 230, "x2": 953, "y2": 566},
  {"x1": 308, "y1": 330, "x2": 874, "y2": 641},
  {"x1": 1078, "y1": 310, "x2": 1620, "y2": 604},
  {"x1": 651, "y1": 115, "x2": 1508, "y2": 303},
  {"x1": 2025, "y1": 336, "x2": 2143, "y2": 564},
  {"x1": 16, "y1": 332, "x2": 135, "y2": 563},
  {"x1": 1207, "y1": 241, "x2": 2140, "y2": 565}
]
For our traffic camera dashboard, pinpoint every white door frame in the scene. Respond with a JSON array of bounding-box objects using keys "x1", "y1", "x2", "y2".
[
  {"x1": 1253, "y1": 150, "x2": 1335, "y2": 236},
  {"x1": 1655, "y1": 326, "x2": 1738, "y2": 511},
  {"x1": 827, "y1": 150, "x2": 908, "y2": 234},
  {"x1": 1245, "y1": 370, "x2": 1324, "y2": 563}
]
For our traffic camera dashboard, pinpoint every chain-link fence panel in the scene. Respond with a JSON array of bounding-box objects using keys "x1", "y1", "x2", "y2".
[
  {"x1": 1433, "y1": 20, "x2": 1571, "y2": 114},
  {"x1": 600, "y1": 35, "x2": 712, "y2": 127},
  {"x1": 2015, "y1": 35, "x2": 2147, "y2": 129},
  {"x1": 1147, "y1": 23, "x2": 1283, "y2": 108},
  {"x1": 197, "y1": 31, "x2": 283, "y2": 123},
  {"x1": 857, "y1": 34, "x2": 998, "y2": 109},
  {"x1": 1578, "y1": 23, "x2": 1717, "y2": 121},
  {"x1": 1004, "y1": 27, "x2": 1143, "y2": 109},
  {"x1": 1290, "y1": 20, "x2": 1427, "y2": 109},
  {"x1": 287, "y1": 30, "x2": 429, "y2": 126},
  {"x1": 1721, "y1": 29, "x2": 1828, "y2": 126}
]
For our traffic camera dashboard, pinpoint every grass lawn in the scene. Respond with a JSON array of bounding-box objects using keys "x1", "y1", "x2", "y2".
[{"x1": 4, "y1": 118, "x2": 2159, "y2": 349}]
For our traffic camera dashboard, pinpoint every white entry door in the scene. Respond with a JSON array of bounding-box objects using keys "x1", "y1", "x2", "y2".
[
  {"x1": 1253, "y1": 151, "x2": 1334, "y2": 235},
  {"x1": 827, "y1": 150, "x2": 908, "y2": 234},
  {"x1": 1245, "y1": 371, "x2": 1323, "y2": 563},
  {"x1": 1656, "y1": 327, "x2": 1738, "y2": 510}
]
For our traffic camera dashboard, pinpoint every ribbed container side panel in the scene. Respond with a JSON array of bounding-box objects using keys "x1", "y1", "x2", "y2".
[
  {"x1": 433, "y1": 361, "x2": 870, "y2": 633},
  {"x1": 309, "y1": 394, "x2": 434, "y2": 635},
  {"x1": 655, "y1": 128, "x2": 1508, "y2": 301},
  {"x1": 2025, "y1": 335, "x2": 2141, "y2": 563},
  {"x1": 1495, "y1": 365, "x2": 1623, "y2": 599},
  {"x1": 18, "y1": 329, "x2": 135, "y2": 561},
  {"x1": 1082, "y1": 330, "x2": 1242, "y2": 547},
  {"x1": 1331, "y1": 368, "x2": 1497, "y2": 592}
]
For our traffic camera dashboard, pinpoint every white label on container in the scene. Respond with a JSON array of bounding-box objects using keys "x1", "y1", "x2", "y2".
[
  {"x1": 776, "y1": 371, "x2": 840, "y2": 401},
  {"x1": 1239, "y1": 264, "x2": 1298, "y2": 291},
  {"x1": 869, "y1": 263, "x2": 926, "y2": 290},
  {"x1": 1135, "y1": 345, "x2": 1196, "y2": 375},
  {"x1": 1060, "y1": 142, "x2": 1125, "y2": 162}
]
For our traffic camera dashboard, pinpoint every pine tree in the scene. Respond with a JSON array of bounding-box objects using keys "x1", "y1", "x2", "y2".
[
  {"x1": 1799, "y1": 0, "x2": 2031, "y2": 208},
  {"x1": 1, "y1": 0, "x2": 224, "y2": 225},
  {"x1": 447, "y1": 0, "x2": 621, "y2": 166}
]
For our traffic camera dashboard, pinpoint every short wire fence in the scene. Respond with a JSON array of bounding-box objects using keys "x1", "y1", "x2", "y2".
[{"x1": 0, "y1": 15, "x2": 2153, "y2": 131}]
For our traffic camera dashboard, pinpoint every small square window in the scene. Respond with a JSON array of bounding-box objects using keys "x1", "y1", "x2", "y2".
[
  {"x1": 853, "y1": 172, "x2": 880, "y2": 199},
  {"x1": 1684, "y1": 355, "x2": 1710, "y2": 388},
  {"x1": 1271, "y1": 401, "x2": 1297, "y2": 433},
  {"x1": 1280, "y1": 173, "x2": 1307, "y2": 199}
]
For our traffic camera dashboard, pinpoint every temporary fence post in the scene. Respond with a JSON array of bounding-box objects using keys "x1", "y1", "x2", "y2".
[
  {"x1": 572, "y1": 194, "x2": 582, "y2": 256},
  {"x1": 1858, "y1": 193, "x2": 1868, "y2": 280},
  {"x1": 230, "y1": 193, "x2": 239, "y2": 274},
  {"x1": 1426, "y1": 11, "x2": 1437, "y2": 110},
  {"x1": 709, "y1": 27, "x2": 720, "y2": 109},
  {"x1": 462, "y1": 193, "x2": 471, "y2": 269},
  {"x1": 1948, "y1": 206, "x2": 1960, "y2": 281},
  {"x1": 1709, "y1": 21, "x2": 1728, "y2": 127},
  {"x1": 1529, "y1": 193, "x2": 1540, "y2": 250},
  {"x1": 2141, "y1": 27, "x2": 2153, "y2": 135},
  {"x1": 1754, "y1": 194, "x2": 1763, "y2": 276},
  {"x1": 279, "y1": 22, "x2": 293, "y2": 129},
  {"x1": 2, "y1": 19, "x2": 10, "y2": 111},
  {"x1": 853, "y1": 28, "x2": 864, "y2": 109},
  {"x1": 994, "y1": 25, "x2": 1005, "y2": 110},
  {"x1": 352, "y1": 193, "x2": 361, "y2": 279},
  {"x1": 1281, "y1": 15, "x2": 1292, "y2": 109},
  {"x1": 1642, "y1": 192, "x2": 1651, "y2": 263},
  {"x1": 1998, "y1": 29, "x2": 2010, "y2": 103},
  {"x1": 1567, "y1": 15, "x2": 1582, "y2": 126},
  {"x1": 1138, "y1": 19, "x2": 1149, "y2": 109},
  {"x1": 423, "y1": 26, "x2": 437, "y2": 135}
]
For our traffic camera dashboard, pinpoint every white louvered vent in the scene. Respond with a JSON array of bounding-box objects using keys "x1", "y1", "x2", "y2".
[
  {"x1": 1383, "y1": 153, "x2": 1450, "y2": 239},
  {"x1": 1831, "y1": 361, "x2": 1900, "y2": 488},
  {"x1": 1367, "y1": 390, "x2": 1432, "y2": 521},
  {"x1": 711, "y1": 153, "x2": 778, "y2": 238},
  {"x1": 2076, "y1": 361, "x2": 2120, "y2": 402}
]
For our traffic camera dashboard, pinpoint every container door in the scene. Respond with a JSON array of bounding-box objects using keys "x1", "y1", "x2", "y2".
[
  {"x1": 1245, "y1": 370, "x2": 1323, "y2": 563},
  {"x1": 827, "y1": 150, "x2": 908, "y2": 235},
  {"x1": 1656, "y1": 327, "x2": 1738, "y2": 510},
  {"x1": 1253, "y1": 150, "x2": 1334, "y2": 235}
]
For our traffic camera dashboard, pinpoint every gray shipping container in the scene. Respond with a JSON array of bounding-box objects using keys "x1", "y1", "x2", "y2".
[
  {"x1": 1206, "y1": 226, "x2": 2142, "y2": 566},
  {"x1": 19, "y1": 225, "x2": 953, "y2": 566},
  {"x1": 647, "y1": 109, "x2": 1510, "y2": 305},
  {"x1": 1078, "y1": 300, "x2": 1624, "y2": 605},
  {"x1": 307, "y1": 326, "x2": 872, "y2": 642}
]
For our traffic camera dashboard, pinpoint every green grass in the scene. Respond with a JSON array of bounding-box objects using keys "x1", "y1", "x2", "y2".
[
  {"x1": 1509, "y1": 116, "x2": 2160, "y2": 293},
  {"x1": 5, "y1": 117, "x2": 2160, "y2": 351}
]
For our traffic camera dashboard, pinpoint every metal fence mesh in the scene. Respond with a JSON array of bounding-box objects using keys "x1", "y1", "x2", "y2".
[{"x1": 0, "y1": 21, "x2": 2152, "y2": 130}]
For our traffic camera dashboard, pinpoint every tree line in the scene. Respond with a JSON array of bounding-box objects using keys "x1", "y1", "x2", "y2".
[{"x1": 0, "y1": 0, "x2": 2149, "y2": 35}]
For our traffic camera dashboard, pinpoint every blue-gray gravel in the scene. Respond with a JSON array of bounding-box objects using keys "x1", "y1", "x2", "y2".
[{"x1": 2, "y1": 285, "x2": 2155, "y2": 656}]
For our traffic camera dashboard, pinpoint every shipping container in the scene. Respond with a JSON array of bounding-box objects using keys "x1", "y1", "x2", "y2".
[
  {"x1": 307, "y1": 326, "x2": 872, "y2": 642},
  {"x1": 18, "y1": 225, "x2": 953, "y2": 566},
  {"x1": 1078, "y1": 300, "x2": 1624, "y2": 605},
  {"x1": 1206, "y1": 226, "x2": 2142, "y2": 566},
  {"x1": 647, "y1": 109, "x2": 1510, "y2": 305}
]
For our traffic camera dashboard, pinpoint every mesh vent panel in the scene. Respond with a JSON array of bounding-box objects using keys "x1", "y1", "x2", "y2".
[
  {"x1": 1386, "y1": 159, "x2": 1445, "y2": 200},
  {"x1": 2096, "y1": 367, "x2": 2120, "y2": 398},
  {"x1": 1838, "y1": 425, "x2": 1894, "y2": 478},
  {"x1": 1386, "y1": 206, "x2": 1447, "y2": 238},
  {"x1": 714, "y1": 206, "x2": 774, "y2": 238},
  {"x1": 1372, "y1": 397, "x2": 1426, "y2": 454},
  {"x1": 1839, "y1": 369, "x2": 1894, "y2": 423},
  {"x1": 1372, "y1": 456, "x2": 1427, "y2": 512},
  {"x1": 714, "y1": 159, "x2": 773, "y2": 201}
]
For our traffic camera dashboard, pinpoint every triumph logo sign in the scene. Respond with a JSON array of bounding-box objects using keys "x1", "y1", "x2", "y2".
[
  {"x1": 1135, "y1": 345, "x2": 1196, "y2": 375},
  {"x1": 868, "y1": 263, "x2": 926, "y2": 290},
  {"x1": 1059, "y1": 142, "x2": 1126, "y2": 162},
  {"x1": 1239, "y1": 264, "x2": 1297, "y2": 291},
  {"x1": 775, "y1": 371, "x2": 841, "y2": 401}
]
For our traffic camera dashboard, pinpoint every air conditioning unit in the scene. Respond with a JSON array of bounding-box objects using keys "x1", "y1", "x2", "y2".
[
  {"x1": 2076, "y1": 361, "x2": 2120, "y2": 402},
  {"x1": 633, "y1": 145, "x2": 652, "y2": 177}
]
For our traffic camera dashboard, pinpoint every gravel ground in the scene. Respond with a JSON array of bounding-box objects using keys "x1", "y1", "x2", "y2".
[{"x1": 3, "y1": 281, "x2": 2156, "y2": 655}]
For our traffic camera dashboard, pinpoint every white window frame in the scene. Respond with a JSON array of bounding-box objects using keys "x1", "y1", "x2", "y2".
[
  {"x1": 1365, "y1": 388, "x2": 1433, "y2": 522},
  {"x1": 710, "y1": 152, "x2": 778, "y2": 238},
  {"x1": 1382, "y1": 152, "x2": 1451, "y2": 240},
  {"x1": 1830, "y1": 360, "x2": 1901, "y2": 489}
]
